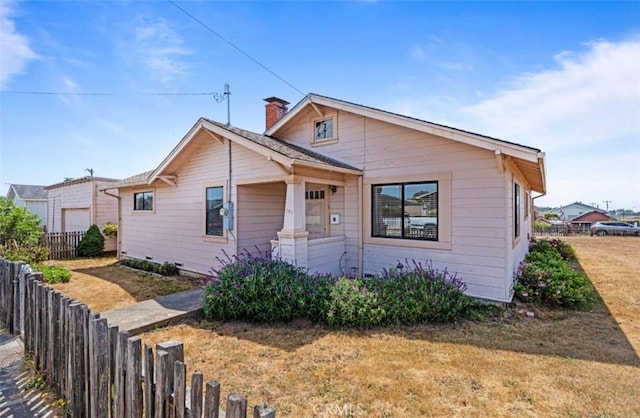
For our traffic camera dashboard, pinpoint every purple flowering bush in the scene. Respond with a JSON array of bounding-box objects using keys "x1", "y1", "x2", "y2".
[
  {"x1": 514, "y1": 239, "x2": 593, "y2": 308},
  {"x1": 204, "y1": 249, "x2": 484, "y2": 327},
  {"x1": 203, "y1": 249, "x2": 333, "y2": 322}
]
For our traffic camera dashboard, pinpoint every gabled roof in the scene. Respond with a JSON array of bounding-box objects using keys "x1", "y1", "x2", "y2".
[
  {"x1": 99, "y1": 170, "x2": 154, "y2": 191},
  {"x1": 46, "y1": 176, "x2": 119, "y2": 190},
  {"x1": 147, "y1": 118, "x2": 361, "y2": 186},
  {"x1": 7, "y1": 184, "x2": 47, "y2": 200},
  {"x1": 266, "y1": 93, "x2": 546, "y2": 193}
]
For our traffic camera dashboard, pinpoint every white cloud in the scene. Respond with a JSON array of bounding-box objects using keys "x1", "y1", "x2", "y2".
[
  {"x1": 455, "y1": 37, "x2": 640, "y2": 209},
  {"x1": 0, "y1": 1, "x2": 37, "y2": 90},
  {"x1": 123, "y1": 16, "x2": 191, "y2": 83},
  {"x1": 459, "y1": 37, "x2": 640, "y2": 152}
]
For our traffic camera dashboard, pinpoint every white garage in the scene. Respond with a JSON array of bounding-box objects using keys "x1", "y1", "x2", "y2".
[{"x1": 62, "y1": 208, "x2": 91, "y2": 232}]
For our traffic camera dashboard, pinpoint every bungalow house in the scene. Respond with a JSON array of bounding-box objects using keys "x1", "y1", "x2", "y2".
[
  {"x1": 104, "y1": 94, "x2": 546, "y2": 303},
  {"x1": 46, "y1": 176, "x2": 120, "y2": 251},
  {"x1": 5, "y1": 184, "x2": 48, "y2": 228}
]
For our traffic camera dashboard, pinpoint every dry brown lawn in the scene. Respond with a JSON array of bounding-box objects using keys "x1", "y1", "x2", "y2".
[
  {"x1": 48, "y1": 257, "x2": 198, "y2": 312},
  {"x1": 51, "y1": 238, "x2": 640, "y2": 417}
]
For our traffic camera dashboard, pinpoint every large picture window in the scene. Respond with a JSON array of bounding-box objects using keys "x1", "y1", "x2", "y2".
[
  {"x1": 372, "y1": 181, "x2": 438, "y2": 240},
  {"x1": 206, "y1": 186, "x2": 224, "y2": 236},
  {"x1": 133, "y1": 191, "x2": 153, "y2": 211}
]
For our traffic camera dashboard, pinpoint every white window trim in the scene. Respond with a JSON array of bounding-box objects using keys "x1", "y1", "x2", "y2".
[
  {"x1": 132, "y1": 188, "x2": 155, "y2": 214},
  {"x1": 311, "y1": 113, "x2": 338, "y2": 145},
  {"x1": 363, "y1": 172, "x2": 452, "y2": 251},
  {"x1": 202, "y1": 182, "x2": 227, "y2": 242}
]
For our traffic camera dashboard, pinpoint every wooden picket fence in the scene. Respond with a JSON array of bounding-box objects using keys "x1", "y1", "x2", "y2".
[
  {"x1": 41, "y1": 231, "x2": 86, "y2": 260},
  {"x1": 0, "y1": 259, "x2": 276, "y2": 418}
]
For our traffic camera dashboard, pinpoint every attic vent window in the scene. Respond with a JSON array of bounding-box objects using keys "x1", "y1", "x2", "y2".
[{"x1": 313, "y1": 116, "x2": 337, "y2": 143}]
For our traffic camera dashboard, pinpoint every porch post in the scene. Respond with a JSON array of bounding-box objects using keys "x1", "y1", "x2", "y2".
[{"x1": 276, "y1": 179, "x2": 309, "y2": 267}]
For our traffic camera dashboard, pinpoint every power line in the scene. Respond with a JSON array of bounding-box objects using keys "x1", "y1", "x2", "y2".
[
  {"x1": 167, "y1": 0, "x2": 306, "y2": 97},
  {"x1": 2, "y1": 91, "x2": 215, "y2": 96}
]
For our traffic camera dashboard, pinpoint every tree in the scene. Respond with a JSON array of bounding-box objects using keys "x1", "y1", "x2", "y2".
[
  {"x1": 0, "y1": 197, "x2": 44, "y2": 246},
  {"x1": 0, "y1": 197, "x2": 48, "y2": 263}
]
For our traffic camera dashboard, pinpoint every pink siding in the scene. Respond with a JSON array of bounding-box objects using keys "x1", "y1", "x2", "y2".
[
  {"x1": 280, "y1": 109, "x2": 521, "y2": 302},
  {"x1": 119, "y1": 140, "x2": 286, "y2": 274},
  {"x1": 237, "y1": 183, "x2": 286, "y2": 256}
]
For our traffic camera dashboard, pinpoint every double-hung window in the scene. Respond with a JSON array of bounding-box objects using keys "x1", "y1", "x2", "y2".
[
  {"x1": 133, "y1": 191, "x2": 153, "y2": 211},
  {"x1": 206, "y1": 186, "x2": 224, "y2": 236},
  {"x1": 372, "y1": 181, "x2": 438, "y2": 240}
]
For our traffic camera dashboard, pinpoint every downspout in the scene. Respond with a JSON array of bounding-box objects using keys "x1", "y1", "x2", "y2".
[
  {"x1": 91, "y1": 181, "x2": 97, "y2": 226},
  {"x1": 358, "y1": 175, "x2": 363, "y2": 277},
  {"x1": 102, "y1": 190, "x2": 122, "y2": 259}
]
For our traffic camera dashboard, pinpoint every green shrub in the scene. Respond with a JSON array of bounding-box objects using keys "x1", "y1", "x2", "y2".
[
  {"x1": 514, "y1": 238, "x2": 593, "y2": 308},
  {"x1": 76, "y1": 225, "x2": 104, "y2": 257},
  {"x1": 370, "y1": 261, "x2": 481, "y2": 324},
  {"x1": 1, "y1": 241, "x2": 49, "y2": 264},
  {"x1": 119, "y1": 258, "x2": 179, "y2": 276},
  {"x1": 325, "y1": 277, "x2": 384, "y2": 328},
  {"x1": 37, "y1": 264, "x2": 72, "y2": 284},
  {"x1": 102, "y1": 222, "x2": 118, "y2": 239}
]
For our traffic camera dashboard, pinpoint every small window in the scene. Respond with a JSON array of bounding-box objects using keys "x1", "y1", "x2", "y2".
[
  {"x1": 313, "y1": 117, "x2": 335, "y2": 142},
  {"x1": 514, "y1": 183, "x2": 521, "y2": 238},
  {"x1": 372, "y1": 181, "x2": 438, "y2": 241},
  {"x1": 134, "y1": 191, "x2": 153, "y2": 211},
  {"x1": 206, "y1": 186, "x2": 224, "y2": 236}
]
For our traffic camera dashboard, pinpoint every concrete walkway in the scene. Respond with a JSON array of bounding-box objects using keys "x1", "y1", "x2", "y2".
[
  {"x1": 100, "y1": 287, "x2": 205, "y2": 335},
  {"x1": 0, "y1": 330, "x2": 60, "y2": 417}
]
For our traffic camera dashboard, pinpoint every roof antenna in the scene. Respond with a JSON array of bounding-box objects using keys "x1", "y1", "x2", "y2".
[
  {"x1": 85, "y1": 168, "x2": 94, "y2": 177},
  {"x1": 213, "y1": 83, "x2": 231, "y2": 126}
]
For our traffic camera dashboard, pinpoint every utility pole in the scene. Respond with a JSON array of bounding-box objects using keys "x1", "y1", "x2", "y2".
[{"x1": 602, "y1": 200, "x2": 612, "y2": 212}]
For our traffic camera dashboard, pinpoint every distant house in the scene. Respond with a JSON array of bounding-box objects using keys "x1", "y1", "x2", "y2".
[
  {"x1": 5, "y1": 184, "x2": 48, "y2": 228},
  {"x1": 552, "y1": 202, "x2": 608, "y2": 222},
  {"x1": 46, "y1": 176, "x2": 120, "y2": 251},
  {"x1": 103, "y1": 94, "x2": 546, "y2": 303}
]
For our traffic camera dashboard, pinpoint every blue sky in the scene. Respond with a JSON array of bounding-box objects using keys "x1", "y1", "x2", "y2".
[{"x1": 1, "y1": 0, "x2": 639, "y2": 211}]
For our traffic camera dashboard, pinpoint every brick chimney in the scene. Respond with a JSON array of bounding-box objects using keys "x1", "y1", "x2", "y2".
[{"x1": 264, "y1": 97, "x2": 290, "y2": 130}]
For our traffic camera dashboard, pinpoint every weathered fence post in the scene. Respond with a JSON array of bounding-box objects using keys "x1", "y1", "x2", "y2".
[
  {"x1": 144, "y1": 343, "x2": 155, "y2": 418},
  {"x1": 115, "y1": 330, "x2": 131, "y2": 418},
  {"x1": 155, "y1": 341, "x2": 184, "y2": 417},
  {"x1": 174, "y1": 361, "x2": 187, "y2": 418},
  {"x1": 6, "y1": 262, "x2": 15, "y2": 333},
  {"x1": 191, "y1": 372, "x2": 203, "y2": 418},
  {"x1": 155, "y1": 350, "x2": 170, "y2": 418},
  {"x1": 203, "y1": 381, "x2": 221, "y2": 418},
  {"x1": 109, "y1": 325, "x2": 120, "y2": 417},
  {"x1": 253, "y1": 404, "x2": 276, "y2": 418},
  {"x1": 90, "y1": 317, "x2": 110, "y2": 418},
  {"x1": 127, "y1": 336, "x2": 143, "y2": 418},
  {"x1": 226, "y1": 394, "x2": 247, "y2": 418}
]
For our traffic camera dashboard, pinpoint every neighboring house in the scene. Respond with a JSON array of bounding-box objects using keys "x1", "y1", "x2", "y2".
[
  {"x1": 103, "y1": 94, "x2": 546, "y2": 303},
  {"x1": 5, "y1": 184, "x2": 48, "y2": 228},
  {"x1": 46, "y1": 176, "x2": 120, "y2": 251},
  {"x1": 552, "y1": 202, "x2": 607, "y2": 222}
]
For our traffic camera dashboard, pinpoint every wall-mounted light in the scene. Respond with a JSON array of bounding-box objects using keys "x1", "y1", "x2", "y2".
[{"x1": 330, "y1": 185, "x2": 337, "y2": 194}]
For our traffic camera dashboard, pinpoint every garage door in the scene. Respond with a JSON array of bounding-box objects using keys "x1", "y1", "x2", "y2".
[{"x1": 62, "y1": 208, "x2": 90, "y2": 232}]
